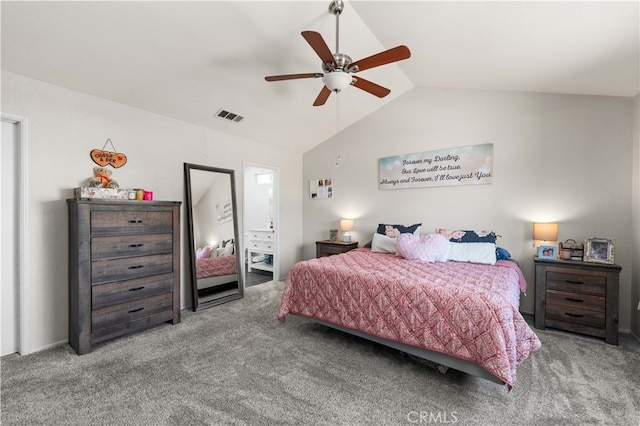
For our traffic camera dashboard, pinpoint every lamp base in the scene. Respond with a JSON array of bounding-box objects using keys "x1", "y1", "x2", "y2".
[{"x1": 342, "y1": 234, "x2": 351, "y2": 243}]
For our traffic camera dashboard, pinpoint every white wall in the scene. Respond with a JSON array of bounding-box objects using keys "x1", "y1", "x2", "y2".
[
  {"x1": 632, "y1": 93, "x2": 640, "y2": 339},
  {"x1": 1, "y1": 71, "x2": 303, "y2": 354},
  {"x1": 303, "y1": 87, "x2": 634, "y2": 329}
]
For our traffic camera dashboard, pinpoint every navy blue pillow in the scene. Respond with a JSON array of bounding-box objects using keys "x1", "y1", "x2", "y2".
[
  {"x1": 376, "y1": 223, "x2": 422, "y2": 235},
  {"x1": 496, "y1": 247, "x2": 511, "y2": 260}
]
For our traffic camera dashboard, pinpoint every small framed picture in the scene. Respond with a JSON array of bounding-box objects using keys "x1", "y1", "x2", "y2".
[
  {"x1": 584, "y1": 238, "x2": 615, "y2": 264},
  {"x1": 538, "y1": 245, "x2": 557, "y2": 260}
]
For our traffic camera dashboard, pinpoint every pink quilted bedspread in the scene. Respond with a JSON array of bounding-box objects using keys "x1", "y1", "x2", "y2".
[
  {"x1": 278, "y1": 248, "x2": 541, "y2": 389},
  {"x1": 196, "y1": 255, "x2": 237, "y2": 279}
]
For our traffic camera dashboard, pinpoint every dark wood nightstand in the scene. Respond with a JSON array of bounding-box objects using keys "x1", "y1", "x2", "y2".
[
  {"x1": 316, "y1": 240, "x2": 358, "y2": 258},
  {"x1": 534, "y1": 256, "x2": 621, "y2": 345}
]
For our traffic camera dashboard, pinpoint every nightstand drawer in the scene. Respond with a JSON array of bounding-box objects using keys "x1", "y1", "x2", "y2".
[
  {"x1": 546, "y1": 289, "x2": 605, "y2": 312},
  {"x1": 321, "y1": 245, "x2": 349, "y2": 256},
  {"x1": 315, "y1": 241, "x2": 358, "y2": 258},
  {"x1": 545, "y1": 303, "x2": 605, "y2": 328},
  {"x1": 546, "y1": 271, "x2": 606, "y2": 295}
]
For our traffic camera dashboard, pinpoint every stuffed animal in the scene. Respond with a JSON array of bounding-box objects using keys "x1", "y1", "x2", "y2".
[
  {"x1": 88, "y1": 167, "x2": 119, "y2": 188},
  {"x1": 384, "y1": 225, "x2": 401, "y2": 238}
]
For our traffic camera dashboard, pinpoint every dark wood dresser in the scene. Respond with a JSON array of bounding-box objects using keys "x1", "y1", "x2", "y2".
[
  {"x1": 534, "y1": 257, "x2": 621, "y2": 345},
  {"x1": 67, "y1": 199, "x2": 181, "y2": 355},
  {"x1": 315, "y1": 240, "x2": 358, "y2": 258}
]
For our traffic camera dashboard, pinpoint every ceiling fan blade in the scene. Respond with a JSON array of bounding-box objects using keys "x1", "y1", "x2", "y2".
[
  {"x1": 313, "y1": 86, "x2": 332, "y2": 107},
  {"x1": 301, "y1": 31, "x2": 336, "y2": 66},
  {"x1": 350, "y1": 45, "x2": 411, "y2": 72},
  {"x1": 351, "y1": 76, "x2": 391, "y2": 98},
  {"x1": 265, "y1": 73, "x2": 322, "y2": 82}
]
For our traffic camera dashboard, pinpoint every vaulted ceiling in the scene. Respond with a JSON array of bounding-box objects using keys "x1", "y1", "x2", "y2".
[{"x1": 2, "y1": 1, "x2": 638, "y2": 153}]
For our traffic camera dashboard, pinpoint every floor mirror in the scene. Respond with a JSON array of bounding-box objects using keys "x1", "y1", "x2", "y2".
[{"x1": 184, "y1": 163, "x2": 243, "y2": 311}]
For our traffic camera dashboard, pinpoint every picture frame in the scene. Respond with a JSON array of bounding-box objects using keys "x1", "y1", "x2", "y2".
[
  {"x1": 537, "y1": 245, "x2": 557, "y2": 260},
  {"x1": 584, "y1": 238, "x2": 615, "y2": 264}
]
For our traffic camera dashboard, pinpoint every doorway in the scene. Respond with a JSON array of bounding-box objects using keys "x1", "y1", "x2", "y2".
[
  {"x1": 243, "y1": 163, "x2": 279, "y2": 286},
  {"x1": 1, "y1": 118, "x2": 21, "y2": 356}
]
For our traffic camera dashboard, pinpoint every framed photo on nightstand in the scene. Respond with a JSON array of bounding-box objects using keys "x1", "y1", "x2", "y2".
[
  {"x1": 537, "y1": 245, "x2": 557, "y2": 260},
  {"x1": 584, "y1": 238, "x2": 615, "y2": 264}
]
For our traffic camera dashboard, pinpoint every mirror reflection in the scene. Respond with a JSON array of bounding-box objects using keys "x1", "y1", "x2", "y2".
[{"x1": 184, "y1": 163, "x2": 243, "y2": 310}]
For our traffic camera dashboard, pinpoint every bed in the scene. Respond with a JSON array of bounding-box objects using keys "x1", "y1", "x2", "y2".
[
  {"x1": 195, "y1": 254, "x2": 238, "y2": 290},
  {"x1": 278, "y1": 247, "x2": 541, "y2": 390}
]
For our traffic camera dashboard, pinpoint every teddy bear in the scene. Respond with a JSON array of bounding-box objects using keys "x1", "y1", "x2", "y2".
[
  {"x1": 384, "y1": 225, "x2": 401, "y2": 238},
  {"x1": 88, "y1": 167, "x2": 119, "y2": 188}
]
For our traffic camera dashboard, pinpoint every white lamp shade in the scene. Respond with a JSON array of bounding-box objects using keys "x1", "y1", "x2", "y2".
[
  {"x1": 340, "y1": 219, "x2": 354, "y2": 232},
  {"x1": 533, "y1": 222, "x2": 558, "y2": 241},
  {"x1": 323, "y1": 71, "x2": 352, "y2": 92}
]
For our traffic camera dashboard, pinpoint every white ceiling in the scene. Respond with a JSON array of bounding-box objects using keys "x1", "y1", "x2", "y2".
[{"x1": 2, "y1": 1, "x2": 638, "y2": 154}]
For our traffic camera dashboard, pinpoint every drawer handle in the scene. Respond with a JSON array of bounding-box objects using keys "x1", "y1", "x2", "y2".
[
  {"x1": 129, "y1": 286, "x2": 145, "y2": 292},
  {"x1": 128, "y1": 244, "x2": 144, "y2": 248},
  {"x1": 128, "y1": 307, "x2": 144, "y2": 313},
  {"x1": 128, "y1": 220, "x2": 143, "y2": 224},
  {"x1": 565, "y1": 297, "x2": 584, "y2": 303},
  {"x1": 565, "y1": 280, "x2": 584, "y2": 285},
  {"x1": 128, "y1": 265, "x2": 144, "y2": 270},
  {"x1": 565, "y1": 312, "x2": 584, "y2": 318}
]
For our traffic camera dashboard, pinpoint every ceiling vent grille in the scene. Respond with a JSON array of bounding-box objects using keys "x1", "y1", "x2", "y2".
[{"x1": 216, "y1": 109, "x2": 244, "y2": 123}]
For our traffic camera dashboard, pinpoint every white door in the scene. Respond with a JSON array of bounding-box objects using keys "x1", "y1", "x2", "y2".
[{"x1": 1, "y1": 119, "x2": 20, "y2": 356}]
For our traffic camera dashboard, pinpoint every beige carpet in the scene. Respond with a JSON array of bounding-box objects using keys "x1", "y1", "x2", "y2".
[{"x1": 2, "y1": 280, "x2": 639, "y2": 425}]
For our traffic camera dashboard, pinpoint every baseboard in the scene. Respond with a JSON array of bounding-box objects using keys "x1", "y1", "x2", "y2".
[{"x1": 21, "y1": 339, "x2": 68, "y2": 356}]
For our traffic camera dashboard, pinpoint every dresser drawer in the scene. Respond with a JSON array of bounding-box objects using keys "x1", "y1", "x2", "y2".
[
  {"x1": 546, "y1": 271, "x2": 606, "y2": 295},
  {"x1": 92, "y1": 253, "x2": 173, "y2": 284},
  {"x1": 92, "y1": 234, "x2": 173, "y2": 260},
  {"x1": 545, "y1": 303, "x2": 605, "y2": 328},
  {"x1": 249, "y1": 241, "x2": 274, "y2": 251},
  {"x1": 249, "y1": 230, "x2": 274, "y2": 241},
  {"x1": 546, "y1": 289, "x2": 605, "y2": 312},
  {"x1": 92, "y1": 273, "x2": 173, "y2": 310},
  {"x1": 91, "y1": 210, "x2": 173, "y2": 235},
  {"x1": 91, "y1": 293, "x2": 173, "y2": 334}
]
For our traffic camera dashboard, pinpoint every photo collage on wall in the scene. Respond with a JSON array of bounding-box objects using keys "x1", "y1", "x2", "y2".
[{"x1": 310, "y1": 178, "x2": 333, "y2": 199}]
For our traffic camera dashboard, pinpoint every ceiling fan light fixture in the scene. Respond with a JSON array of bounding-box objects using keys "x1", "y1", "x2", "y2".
[{"x1": 323, "y1": 71, "x2": 352, "y2": 92}]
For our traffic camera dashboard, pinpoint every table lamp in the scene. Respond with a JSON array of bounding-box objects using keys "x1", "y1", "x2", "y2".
[{"x1": 340, "y1": 219, "x2": 354, "y2": 242}]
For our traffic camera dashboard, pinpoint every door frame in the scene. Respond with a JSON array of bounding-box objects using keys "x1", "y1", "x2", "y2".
[
  {"x1": 242, "y1": 161, "x2": 280, "y2": 282},
  {"x1": 1, "y1": 114, "x2": 28, "y2": 355}
]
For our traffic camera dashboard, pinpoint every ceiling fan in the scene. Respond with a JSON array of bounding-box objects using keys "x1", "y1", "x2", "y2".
[{"x1": 264, "y1": 0, "x2": 411, "y2": 107}]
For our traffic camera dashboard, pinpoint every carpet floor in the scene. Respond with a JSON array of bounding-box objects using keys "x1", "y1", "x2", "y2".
[{"x1": 2, "y1": 280, "x2": 639, "y2": 425}]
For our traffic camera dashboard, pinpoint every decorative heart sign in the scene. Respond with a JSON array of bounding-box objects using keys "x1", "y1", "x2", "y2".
[{"x1": 90, "y1": 149, "x2": 127, "y2": 168}]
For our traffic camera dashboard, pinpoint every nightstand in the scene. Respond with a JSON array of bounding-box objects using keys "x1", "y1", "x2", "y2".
[
  {"x1": 534, "y1": 257, "x2": 621, "y2": 345},
  {"x1": 316, "y1": 240, "x2": 358, "y2": 258}
]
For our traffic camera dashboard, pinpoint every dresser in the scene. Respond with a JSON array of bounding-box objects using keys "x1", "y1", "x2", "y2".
[
  {"x1": 67, "y1": 199, "x2": 181, "y2": 355},
  {"x1": 316, "y1": 240, "x2": 358, "y2": 258},
  {"x1": 247, "y1": 229, "x2": 275, "y2": 273},
  {"x1": 534, "y1": 257, "x2": 621, "y2": 345}
]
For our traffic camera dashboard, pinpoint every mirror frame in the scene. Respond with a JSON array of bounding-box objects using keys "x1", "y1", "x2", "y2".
[{"x1": 184, "y1": 163, "x2": 243, "y2": 311}]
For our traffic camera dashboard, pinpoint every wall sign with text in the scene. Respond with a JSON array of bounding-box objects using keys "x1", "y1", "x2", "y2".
[{"x1": 379, "y1": 143, "x2": 493, "y2": 190}]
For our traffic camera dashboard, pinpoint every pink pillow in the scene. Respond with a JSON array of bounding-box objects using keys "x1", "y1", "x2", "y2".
[
  {"x1": 196, "y1": 246, "x2": 212, "y2": 259},
  {"x1": 396, "y1": 233, "x2": 449, "y2": 263}
]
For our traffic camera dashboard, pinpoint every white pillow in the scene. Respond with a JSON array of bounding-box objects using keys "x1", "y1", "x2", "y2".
[
  {"x1": 447, "y1": 242, "x2": 496, "y2": 265},
  {"x1": 371, "y1": 232, "x2": 399, "y2": 254},
  {"x1": 219, "y1": 242, "x2": 234, "y2": 257}
]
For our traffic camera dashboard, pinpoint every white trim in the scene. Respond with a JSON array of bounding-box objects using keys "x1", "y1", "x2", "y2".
[{"x1": 2, "y1": 114, "x2": 29, "y2": 355}]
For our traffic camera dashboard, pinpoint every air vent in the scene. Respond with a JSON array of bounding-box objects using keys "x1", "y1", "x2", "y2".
[{"x1": 216, "y1": 109, "x2": 244, "y2": 123}]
